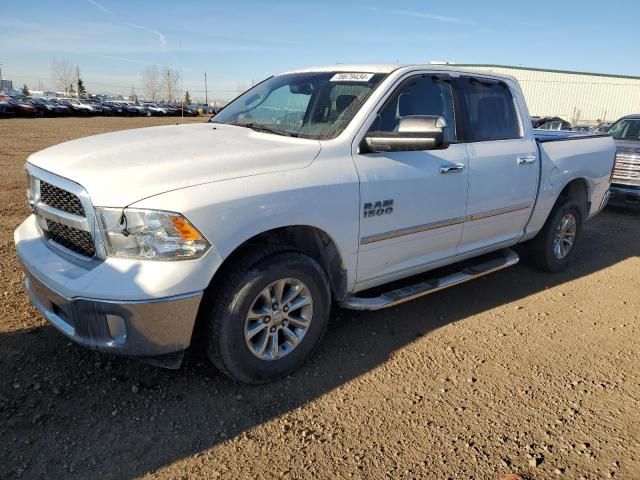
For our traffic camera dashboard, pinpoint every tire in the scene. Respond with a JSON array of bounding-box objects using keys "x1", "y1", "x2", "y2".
[
  {"x1": 526, "y1": 200, "x2": 583, "y2": 272},
  {"x1": 203, "y1": 249, "x2": 331, "y2": 384}
]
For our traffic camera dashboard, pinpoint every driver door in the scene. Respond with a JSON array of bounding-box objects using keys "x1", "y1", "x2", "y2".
[{"x1": 353, "y1": 74, "x2": 470, "y2": 287}]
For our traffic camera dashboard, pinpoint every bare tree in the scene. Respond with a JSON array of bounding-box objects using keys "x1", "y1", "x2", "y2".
[
  {"x1": 51, "y1": 59, "x2": 75, "y2": 95},
  {"x1": 161, "y1": 67, "x2": 180, "y2": 102},
  {"x1": 141, "y1": 66, "x2": 160, "y2": 101}
]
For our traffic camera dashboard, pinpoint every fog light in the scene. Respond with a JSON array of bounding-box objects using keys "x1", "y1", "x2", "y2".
[{"x1": 106, "y1": 314, "x2": 126, "y2": 345}]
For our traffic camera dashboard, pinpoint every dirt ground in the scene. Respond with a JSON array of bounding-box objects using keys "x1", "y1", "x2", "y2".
[{"x1": 1, "y1": 117, "x2": 639, "y2": 480}]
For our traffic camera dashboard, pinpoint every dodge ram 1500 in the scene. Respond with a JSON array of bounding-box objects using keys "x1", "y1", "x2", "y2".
[
  {"x1": 15, "y1": 64, "x2": 616, "y2": 383},
  {"x1": 607, "y1": 114, "x2": 640, "y2": 207}
]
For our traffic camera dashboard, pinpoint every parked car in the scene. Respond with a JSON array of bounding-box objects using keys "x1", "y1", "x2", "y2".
[
  {"x1": 533, "y1": 116, "x2": 572, "y2": 130},
  {"x1": 102, "y1": 101, "x2": 127, "y2": 116},
  {"x1": 22, "y1": 98, "x2": 63, "y2": 117},
  {"x1": 0, "y1": 98, "x2": 15, "y2": 118},
  {"x1": 98, "y1": 103, "x2": 116, "y2": 116},
  {"x1": 572, "y1": 125, "x2": 592, "y2": 132},
  {"x1": 174, "y1": 105, "x2": 199, "y2": 116},
  {"x1": 56, "y1": 98, "x2": 96, "y2": 115},
  {"x1": 592, "y1": 122, "x2": 612, "y2": 133},
  {"x1": 142, "y1": 102, "x2": 166, "y2": 115},
  {"x1": 15, "y1": 64, "x2": 615, "y2": 383},
  {"x1": 4, "y1": 97, "x2": 38, "y2": 117},
  {"x1": 607, "y1": 114, "x2": 640, "y2": 207},
  {"x1": 159, "y1": 103, "x2": 180, "y2": 115}
]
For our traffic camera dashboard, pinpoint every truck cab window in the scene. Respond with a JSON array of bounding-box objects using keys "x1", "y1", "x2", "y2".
[
  {"x1": 212, "y1": 72, "x2": 388, "y2": 140},
  {"x1": 370, "y1": 75, "x2": 456, "y2": 142},
  {"x1": 458, "y1": 78, "x2": 521, "y2": 141}
]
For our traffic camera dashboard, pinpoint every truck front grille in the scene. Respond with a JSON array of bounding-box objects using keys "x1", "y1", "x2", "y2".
[
  {"x1": 613, "y1": 152, "x2": 640, "y2": 187},
  {"x1": 45, "y1": 219, "x2": 96, "y2": 257},
  {"x1": 40, "y1": 181, "x2": 86, "y2": 216},
  {"x1": 29, "y1": 170, "x2": 98, "y2": 259}
]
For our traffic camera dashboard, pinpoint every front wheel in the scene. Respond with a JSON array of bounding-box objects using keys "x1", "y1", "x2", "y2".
[
  {"x1": 204, "y1": 251, "x2": 331, "y2": 384},
  {"x1": 526, "y1": 201, "x2": 583, "y2": 272}
]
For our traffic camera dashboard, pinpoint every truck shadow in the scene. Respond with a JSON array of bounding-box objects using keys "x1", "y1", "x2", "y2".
[{"x1": 1, "y1": 206, "x2": 639, "y2": 479}]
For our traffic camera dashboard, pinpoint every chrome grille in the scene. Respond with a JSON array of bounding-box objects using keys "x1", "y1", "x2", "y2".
[
  {"x1": 612, "y1": 152, "x2": 640, "y2": 187},
  {"x1": 40, "y1": 181, "x2": 86, "y2": 216},
  {"x1": 45, "y1": 220, "x2": 96, "y2": 257},
  {"x1": 29, "y1": 168, "x2": 99, "y2": 260}
]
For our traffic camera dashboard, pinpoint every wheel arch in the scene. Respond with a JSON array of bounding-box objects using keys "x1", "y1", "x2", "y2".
[
  {"x1": 556, "y1": 177, "x2": 590, "y2": 217},
  {"x1": 209, "y1": 225, "x2": 349, "y2": 302}
]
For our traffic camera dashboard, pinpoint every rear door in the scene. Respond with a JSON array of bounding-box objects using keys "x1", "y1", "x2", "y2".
[
  {"x1": 455, "y1": 76, "x2": 539, "y2": 253},
  {"x1": 354, "y1": 73, "x2": 469, "y2": 286}
]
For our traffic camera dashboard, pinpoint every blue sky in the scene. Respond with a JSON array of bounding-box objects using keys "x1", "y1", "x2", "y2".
[{"x1": 1, "y1": 0, "x2": 637, "y2": 101}]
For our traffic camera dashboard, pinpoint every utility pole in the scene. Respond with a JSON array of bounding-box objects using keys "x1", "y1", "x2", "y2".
[
  {"x1": 180, "y1": 40, "x2": 184, "y2": 121},
  {"x1": 0, "y1": 63, "x2": 4, "y2": 93},
  {"x1": 204, "y1": 72, "x2": 208, "y2": 106},
  {"x1": 167, "y1": 70, "x2": 171, "y2": 102}
]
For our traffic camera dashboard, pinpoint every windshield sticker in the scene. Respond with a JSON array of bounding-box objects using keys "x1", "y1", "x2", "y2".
[{"x1": 330, "y1": 73, "x2": 374, "y2": 82}]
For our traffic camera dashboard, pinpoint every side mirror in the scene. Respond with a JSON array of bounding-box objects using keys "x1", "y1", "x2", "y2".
[{"x1": 362, "y1": 115, "x2": 448, "y2": 153}]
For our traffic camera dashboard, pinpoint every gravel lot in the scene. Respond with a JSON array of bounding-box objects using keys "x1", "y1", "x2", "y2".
[{"x1": 1, "y1": 117, "x2": 639, "y2": 479}]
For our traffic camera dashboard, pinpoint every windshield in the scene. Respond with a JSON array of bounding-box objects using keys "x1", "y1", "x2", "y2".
[
  {"x1": 608, "y1": 118, "x2": 640, "y2": 141},
  {"x1": 211, "y1": 71, "x2": 388, "y2": 139}
]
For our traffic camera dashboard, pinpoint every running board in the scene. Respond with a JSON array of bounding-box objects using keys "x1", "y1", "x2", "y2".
[{"x1": 340, "y1": 248, "x2": 519, "y2": 311}]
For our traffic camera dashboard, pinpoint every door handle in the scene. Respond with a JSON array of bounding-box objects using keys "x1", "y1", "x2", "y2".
[
  {"x1": 439, "y1": 163, "x2": 465, "y2": 174},
  {"x1": 517, "y1": 155, "x2": 537, "y2": 165}
]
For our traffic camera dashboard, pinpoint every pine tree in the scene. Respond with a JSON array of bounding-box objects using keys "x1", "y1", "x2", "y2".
[
  {"x1": 68, "y1": 83, "x2": 76, "y2": 97},
  {"x1": 22, "y1": 84, "x2": 30, "y2": 96},
  {"x1": 77, "y1": 77, "x2": 87, "y2": 98},
  {"x1": 184, "y1": 91, "x2": 191, "y2": 105}
]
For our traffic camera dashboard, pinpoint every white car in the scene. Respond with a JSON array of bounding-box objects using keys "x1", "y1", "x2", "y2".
[
  {"x1": 57, "y1": 98, "x2": 96, "y2": 114},
  {"x1": 15, "y1": 64, "x2": 615, "y2": 383},
  {"x1": 143, "y1": 103, "x2": 167, "y2": 115}
]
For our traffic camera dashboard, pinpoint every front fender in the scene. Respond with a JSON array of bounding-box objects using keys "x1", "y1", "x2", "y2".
[{"x1": 130, "y1": 161, "x2": 360, "y2": 291}]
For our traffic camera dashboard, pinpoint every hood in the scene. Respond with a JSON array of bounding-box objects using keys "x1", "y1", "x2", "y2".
[{"x1": 27, "y1": 123, "x2": 321, "y2": 206}]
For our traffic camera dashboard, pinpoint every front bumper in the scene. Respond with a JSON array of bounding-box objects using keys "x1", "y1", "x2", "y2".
[
  {"x1": 609, "y1": 185, "x2": 640, "y2": 207},
  {"x1": 15, "y1": 215, "x2": 209, "y2": 358},
  {"x1": 23, "y1": 271, "x2": 202, "y2": 356}
]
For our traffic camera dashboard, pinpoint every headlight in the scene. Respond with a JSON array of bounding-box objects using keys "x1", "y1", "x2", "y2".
[{"x1": 97, "y1": 208, "x2": 210, "y2": 260}]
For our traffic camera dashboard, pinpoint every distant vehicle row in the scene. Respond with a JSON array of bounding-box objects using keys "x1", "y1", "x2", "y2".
[
  {"x1": 0, "y1": 95, "x2": 204, "y2": 118},
  {"x1": 531, "y1": 116, "x2": 611, "y2": 133}
]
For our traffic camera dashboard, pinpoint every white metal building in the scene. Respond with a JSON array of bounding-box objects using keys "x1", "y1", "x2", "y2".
[{"x1": 452, "y1": 64, "x2": 640, "y2": 125}]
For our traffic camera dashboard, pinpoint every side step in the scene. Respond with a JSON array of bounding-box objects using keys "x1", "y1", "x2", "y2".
[{"x1": 340, "y1": 248, "x2": 519, "y2": 311}]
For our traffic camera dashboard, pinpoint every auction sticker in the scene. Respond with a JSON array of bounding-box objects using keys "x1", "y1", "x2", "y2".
[{"x1": 330, "y1": 73, "x2": 374, "y2": 82}]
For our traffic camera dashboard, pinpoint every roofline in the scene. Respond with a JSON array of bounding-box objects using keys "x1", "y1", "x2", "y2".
[{"x1": 453, "y1": 63, "x2": 640, "y2": 81}]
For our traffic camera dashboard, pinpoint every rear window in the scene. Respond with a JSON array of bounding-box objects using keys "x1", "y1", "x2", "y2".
[{"x1": 458, "y1": 77, "x2": 521, "y2": 141}]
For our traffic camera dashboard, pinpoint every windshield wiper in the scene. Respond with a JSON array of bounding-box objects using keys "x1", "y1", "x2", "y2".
[{"x1": 229, "y1": 122, "x2": 299, "y2": 137}]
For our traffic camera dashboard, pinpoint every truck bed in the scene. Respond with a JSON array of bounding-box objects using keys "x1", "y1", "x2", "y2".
[{"x1": 533, "y1": 129, "x2": 611, "y2": 143}]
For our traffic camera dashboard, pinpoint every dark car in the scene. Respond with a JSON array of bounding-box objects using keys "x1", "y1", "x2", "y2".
[
  {"x1": 159, "y1": 103, "x2": 180, "y2": 115},
  {"x1": 46, "y1": 99, "x2": 72, "y2": 116},
  {"x1": 608, "y1": 114, "x2": 640, "y2": 208},
  {"x1": 572, "y1": 125, "x2": 592, "y2": 132},
  {"x1": 5, "y1": 97, "x2": 38, "y2": 117},
  {"x1": 103, "y1": 101, "x2": 126, "y2": 116},
  {"x1": 25, "y1": 98, "x2": 68, "y2": 117},
  {"x1": 0, "y1": 98, "x2": 15, "y2": 118},
  {"x1": 592, "y1": 122, "x2": 612, "y2": 133},
  {"x1": 98, "y1": 103, "x2": 116, "y2": 116},
  {"x1": 174, "y1": 104, "x2": 199, "y2": 116},
  {"x1": 110, "y1": 102, "x2": 142, "y2": 116}
]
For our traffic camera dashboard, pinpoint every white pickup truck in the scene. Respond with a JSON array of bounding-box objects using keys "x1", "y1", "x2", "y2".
[{"x1": 15, "y1": 65, "x2": 615, "y2": 383}]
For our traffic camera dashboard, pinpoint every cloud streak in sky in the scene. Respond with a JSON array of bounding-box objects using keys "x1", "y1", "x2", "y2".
[
  {"x1": 369, "y1": 7, "x2": 475, "y2": 25},
  {"x1": 86, "y1": 0, "x2": 167, "y2": 49}
]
